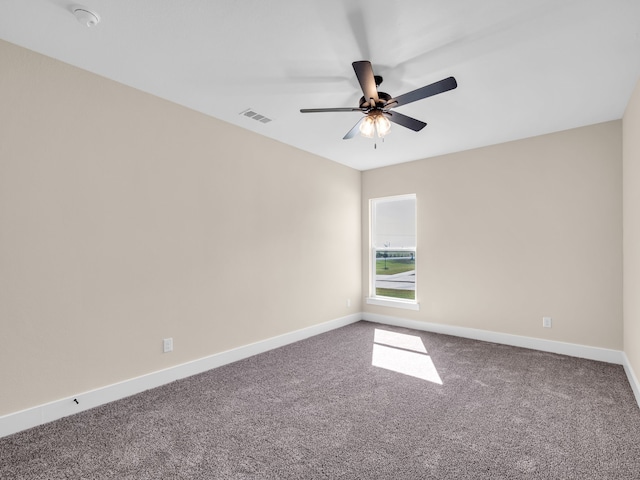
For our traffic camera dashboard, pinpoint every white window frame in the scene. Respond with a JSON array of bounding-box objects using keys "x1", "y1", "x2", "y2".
[{"x1": 366, "y1": 194, "x2": 419, "y2": 311}]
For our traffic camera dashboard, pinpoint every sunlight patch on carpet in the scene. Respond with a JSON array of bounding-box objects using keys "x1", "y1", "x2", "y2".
[{"x1": 372, "y1": 329, "x2": 443, "y2": 384}]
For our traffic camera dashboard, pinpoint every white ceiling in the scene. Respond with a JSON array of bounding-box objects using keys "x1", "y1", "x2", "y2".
[{"x1": 1, "y1": 0, "x2": 640, "y2": 171}]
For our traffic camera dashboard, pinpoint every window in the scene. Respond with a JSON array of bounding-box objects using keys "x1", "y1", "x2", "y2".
[{"x1": 367, "y1": 194, "x2": 418, "y2": 310}]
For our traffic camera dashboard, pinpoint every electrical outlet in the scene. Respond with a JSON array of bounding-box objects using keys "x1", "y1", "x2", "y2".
[
  {"x1": 542, "y1": 317, "x2": 552, "y2": 328},
  {"x1": 163, "y1": 337, "x2": 173, "y2": 353},
  {"x1": 346, "y1": 298, "x2": 351, "y2": 307}
]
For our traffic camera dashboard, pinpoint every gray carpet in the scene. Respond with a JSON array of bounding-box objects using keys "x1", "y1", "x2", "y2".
[{"x1": 1, "y1": 321, "x2": 639, "y2": 479}]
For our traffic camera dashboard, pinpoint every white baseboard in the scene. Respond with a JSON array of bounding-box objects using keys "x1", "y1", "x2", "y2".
[
  {"x1": 0, "y1": 313, "x2": 361, "y2": 439},
  {"x1": 3, "y1": 312, "x2": 637, "y2": 439},
  {"x1": 362, "y1": 312, "x2": 625, "y2": 365},
  {"x1": 622, "y1": 353, "x2": 640, "y2": 409}
]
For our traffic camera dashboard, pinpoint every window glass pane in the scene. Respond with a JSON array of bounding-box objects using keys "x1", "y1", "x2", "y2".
[
  {"x1": 373, "y1": 197, "x2": 416, "y2": 248},
  {"x1": 375, "y1": 250, "x2": 415, "y2": 300},
  {"x1": 371, "y1": 194, "x2": 416, "y2": 302}
]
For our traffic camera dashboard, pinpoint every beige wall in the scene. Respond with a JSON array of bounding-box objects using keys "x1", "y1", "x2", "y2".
[
  {"x1": 0, "y1": 40, "x2": 361, "y2": 416},
  {"x1": 362, "y1": 121, "x2": 623, "y2": 349},
  {"x1": 624, "y1": 78, "x2": 640, "y2": 379},
  {"x1": 0, "y1": 36, "x2": 632, "y2": 419}
]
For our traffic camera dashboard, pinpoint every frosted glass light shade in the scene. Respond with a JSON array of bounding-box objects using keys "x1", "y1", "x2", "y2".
[{"x1": 359, "y1": 115, "x2": 375, "y2": 138}]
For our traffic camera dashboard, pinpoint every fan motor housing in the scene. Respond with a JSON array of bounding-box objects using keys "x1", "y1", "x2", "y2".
[{"x1": 359, "y1": 91, "x2": 392, "y2": 110}]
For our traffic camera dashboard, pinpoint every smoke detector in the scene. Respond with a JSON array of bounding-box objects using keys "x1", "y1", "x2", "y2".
[{"x1": 73, "y1": 7, "x2": 100, "y2": 27}]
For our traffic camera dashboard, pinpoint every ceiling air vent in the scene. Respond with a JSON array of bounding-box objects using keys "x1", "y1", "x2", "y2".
[{"x1": 239, "y1": 108, "x2": 272, "y2": 124}]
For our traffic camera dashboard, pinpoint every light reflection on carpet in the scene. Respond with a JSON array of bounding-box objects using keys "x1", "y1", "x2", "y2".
[{"x1": 372, "y1": 329, "x2": 443, "y2": 384}]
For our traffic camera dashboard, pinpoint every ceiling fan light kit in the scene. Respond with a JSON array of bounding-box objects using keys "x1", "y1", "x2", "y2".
[
  {"x1": 360, "y1": 112, "x2": 391, "y2": 138},
  {"x1": 300, "y1": 61, "x2": 457, "y2": 141}
]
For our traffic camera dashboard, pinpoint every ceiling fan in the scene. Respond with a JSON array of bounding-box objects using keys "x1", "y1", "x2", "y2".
[{"x1": 300, "y1": 61, "x2": 457, "y2": 140}]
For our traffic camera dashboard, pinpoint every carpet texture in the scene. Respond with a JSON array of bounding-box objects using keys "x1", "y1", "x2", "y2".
[{"x1": 1, "y1": 321, "x2": 639, "y2": 479}]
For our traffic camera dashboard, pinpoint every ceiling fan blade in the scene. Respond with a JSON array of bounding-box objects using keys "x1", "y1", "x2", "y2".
[
  {"x1": 352, "y1": 61, "x2": 379, "y2": 104},
  {"x1": 300, "y1": 108, "x2": 362, "y2": 113},
  {"x1": 343, "y1": 117, "x2": 365, "y2": 139},
  {"x1": 384, "y1": 111, "x2": 427, "y2": 132},
  {"x1": 387, "y1": 76, "x2": 457, "y2": 108}
]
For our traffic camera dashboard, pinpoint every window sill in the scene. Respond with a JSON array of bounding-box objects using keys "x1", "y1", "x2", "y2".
[{"x1": 366, "y1": 297, "x2": 420, "y2": 311}]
